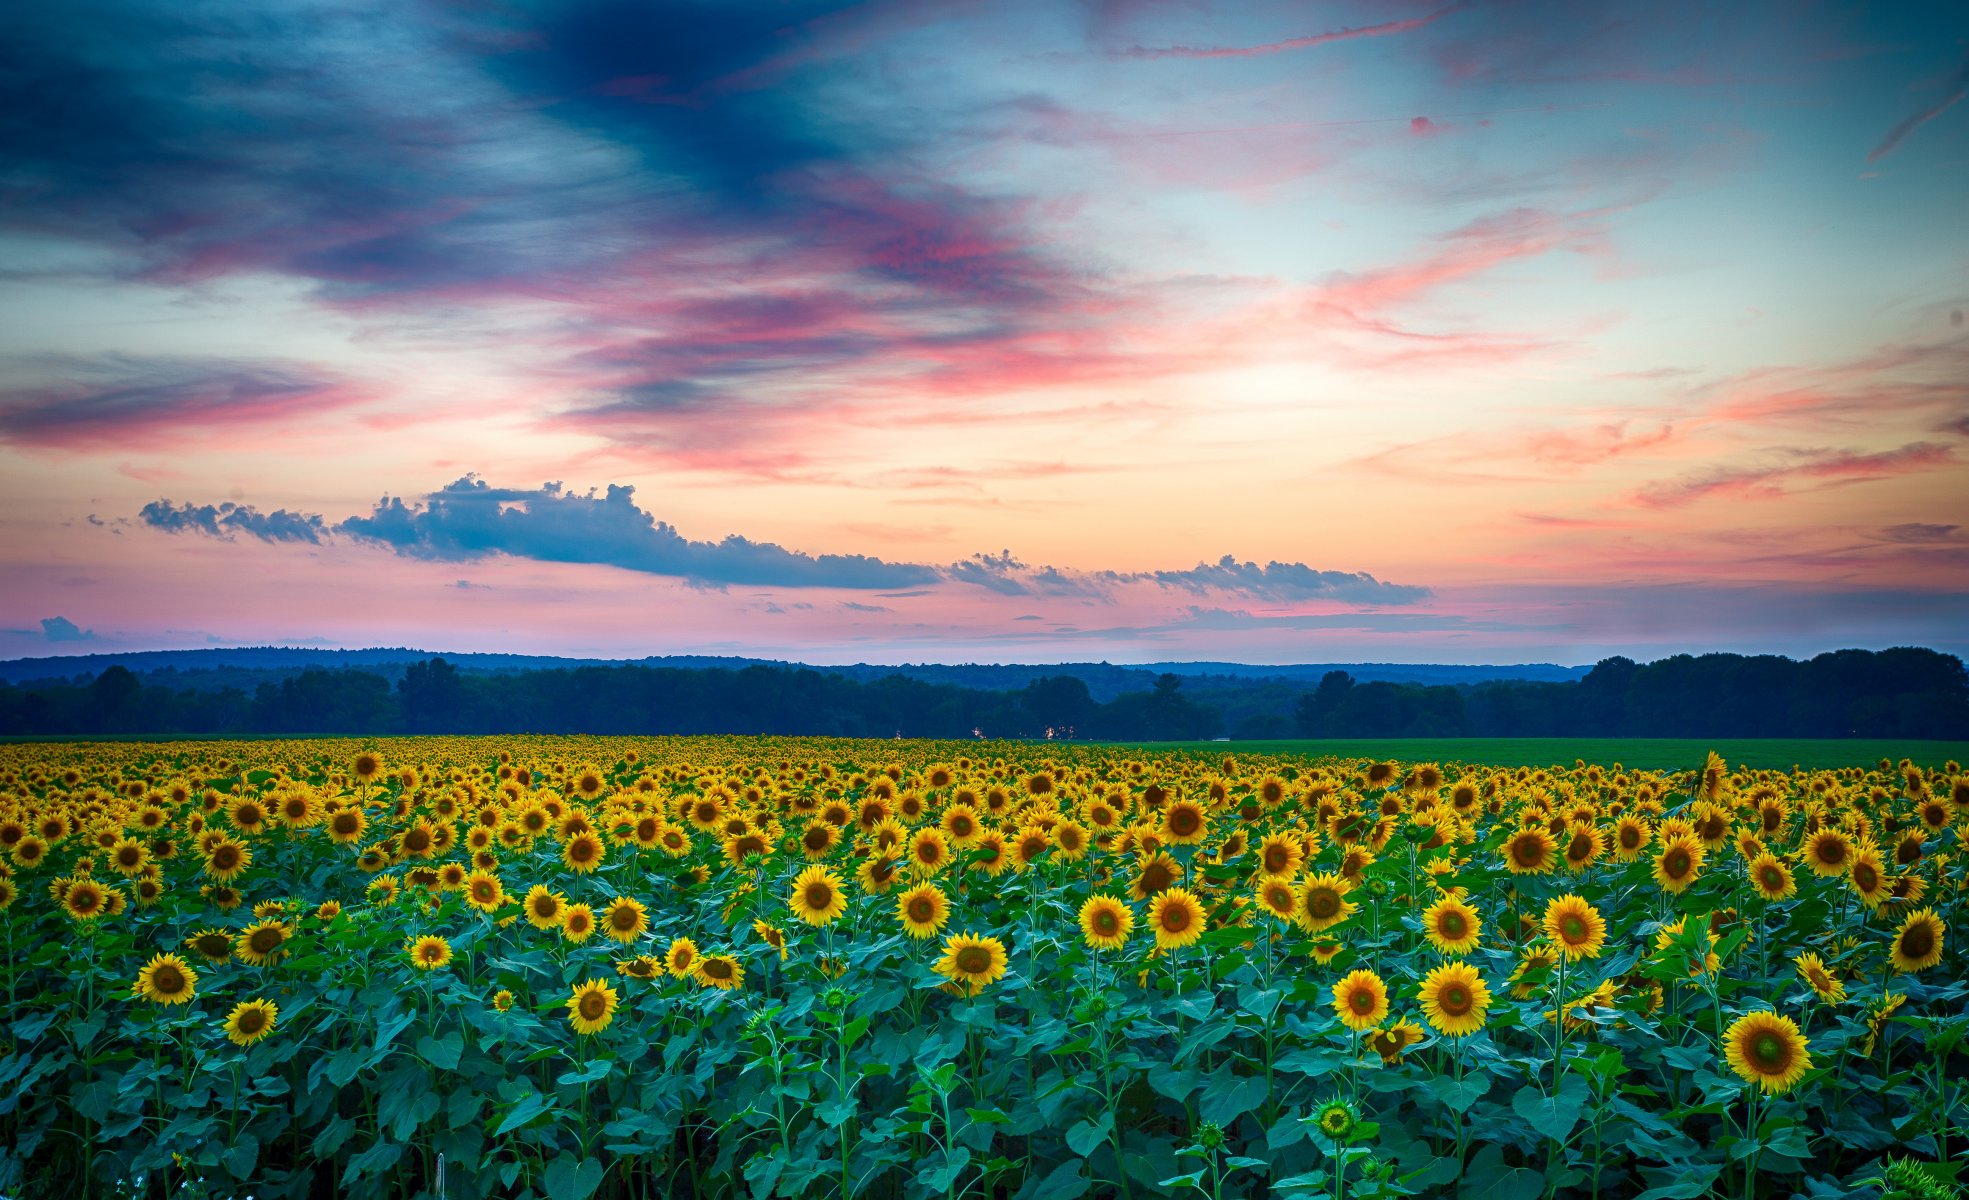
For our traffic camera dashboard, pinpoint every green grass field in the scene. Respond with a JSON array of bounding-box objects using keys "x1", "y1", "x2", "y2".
[{"x1": 1133, "y1": 737, "x2": 1969, "y2": 770}]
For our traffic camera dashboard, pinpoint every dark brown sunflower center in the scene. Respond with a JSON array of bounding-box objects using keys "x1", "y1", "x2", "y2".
[
  {"x1": 805, "y1": 883, "x2": 834, "y2": 910},
  {"x1": 703, "y1": 959, "x2": 731, "y2": 979},
  {"x1": 237, "y1": 1008, "x2": 267, "y2": 1034},
  {"x1": 908, "y1": 898, "x2": 936, "y2": 922},
  {"x1": 1307, "y1": 890, "x2": 1339, "y2": 918},
  {"x1": 1093, "y1": 910, "x2": 1119, "y2": 934},
  {"x1": 1750, "y1": 1032, "x2": 1788, "y2": 1068},
  {"x1": 1665, "y1": 851, "x2": 1691, "y2": 876},
  {"x1": 249, "y1": 928, "x2": 282, "y2": 953},
  {"x1": 1349, "y1": 989, "x2": 1376, "y2": 1013},
  {"x1": 1513, "y1": 837, "x2": 1544, "y2": 865},
  {"x1": 1440, "y1": 984, "x2": 1471, "y2": 1014},
  {"x1": 579, "y1": 992, "x2": 607, "y2": 1019},
  {"x1": 1439, "y1": 913, "x2": 1468, "y2": 938},
  {"x1": 1161, "y1": 904, "x2": 1192, "y2": 932},
  {"x1": 1562, "y1": 917, "x2": 1586, "y2": 941},
  {"x1": 955, "y1": 947, "x2": 991, "y2": 974},
  {"x1": 154, "y1": 966, "x2": 185, "y2": 993},
  {"x1": 1900, "y1": 924, "x2": 1935, "y2": 959}
]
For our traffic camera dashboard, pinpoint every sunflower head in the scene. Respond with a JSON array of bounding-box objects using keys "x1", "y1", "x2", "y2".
[
  {"x1": 1331, "y1": 969, "x2": 1390, "y2": 1032},
  {"x1": 407, "y1": 934, "x2": 454, "y2": 971},
  {"x1": 1149, "y1": 886, "x2": 1206, "y2": 950},
  {"x1": 566, "y1": 978, "x2": 620, "y2": 1035},
  {"x1": 223, "y1": 998, "x2": 278, "y2": 1046},
  {"x1": 1313, "y1": 1097, "x2": 1359, "y2": 1141},
  {"x1": 134, "y1": 953, "x2": 198, "y2": 1005},
  {"x1": 1723, "y1": 1010, "x2": 1812, "y2": 1094},
  {"x1": 1542, "y1": 894, "x2": 1606, "y2": 962},
  {"x1": 1419, "y1": 960, "x2": 1491, "y2": 1038},
  {"x1": 935, "y1": 932, "x2": 1009, "y2": 996},
  {"x1": 789, "y1": 865, "x2": 848, "y2": 926},
  {"x1": 1078, "y1": 894, "x2": 1134, "y2": 951},
  {"x1": 1890, "y1": 909, "x2": 1945, "y2": 974}
]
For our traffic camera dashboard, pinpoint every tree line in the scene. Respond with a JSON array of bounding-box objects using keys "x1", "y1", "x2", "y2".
[{"x1": 0, "y1": 647, "x2": 1962, "y2": 740}]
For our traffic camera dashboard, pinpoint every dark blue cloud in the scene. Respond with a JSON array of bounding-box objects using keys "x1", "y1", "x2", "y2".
[
  {"x1": 1100, "y1": 555, "x2": 1432, "y2": 604},
  {"x1": 138, "y1": 499, "x2": 328, "y2": 543},
  {"x1": 40, "y1": 616, "x2": 98, "y2": 643},
  {"x1": 137, "y1": 475, "x2": 1433, "y2": 601}
]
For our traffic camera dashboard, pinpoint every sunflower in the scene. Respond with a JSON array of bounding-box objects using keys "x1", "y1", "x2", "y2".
[
  {"x1": 896, "y1": 883, "x2": 950, "y2": 940},
  {"x1": 1332, "y1": 969, "x2": 1390, "y2": 1031},
  {"x1": 1078, "y1": 895, "x2": 1134, "y2": 951},
  {"x1": 1862, "y1": 992, "x2": 1906, "y2": 1056},
  {"x1": 694, "y1": 955, "x2": 744, "y2": 990},
  {"x1": 224, "y1": 999, "x2": 278, "y2": 1046},
  {"x1": 61, "y1": 878, "x2": 108, "y2": 921},
  {"x1": 1254, "y1": 877, "x2": 1299, "y2": 923},
  {"x1": 1651, "y1": 835, "x2": 1704, "y2": 894},
  {"x1": 234, "y1": 920, "x2": 289, "y2": 966},
  {"x1": 566, "y1": 978, "x2": 620, "y2": 1035},
  {"x1": 133, "y1": 953, "x2": 198, "y2": 1005},
  {"x1": 326, "y1": 807, "x2": 367, "y2": 845},
  {"x1": 1308, "y1": 939, "x2": 1345, "y2": 965},
  {"x1": 1313, "y1": 1097, "x2": 1358, "y2": 1141},
  {"x1": 352, "y1": 752, "x2": 384, "y2": 783},
  {"x1": 108, "y1": 837, "x2": 148, "y2": 876},
  {"x1": 1421, "y1": 894, "x2": 1482, "y2": 956},
  {"x1": 1294, "y1": 872, "x2": 1356, "y2": 934},
  {"x1": 592, "y1": 895, "x2": 646, "y2": 944},
  {"x1": 1542, "y1": 894, "x2": 1606, "y2": 961},
  {"x1": 462, "y1": 869, "x2": 505, "y2": 913},
  {"x1": 1610, "y1": 815, "x2": 1652, "y2": 861},
  {"x1": 1501, "y1": 827, "x2": 1557, "y2": 875},
  {"x1": 1129, "y1": 852, "x2": 1181, "y2": 901},
  {"x1": 203, "y1": 838, "x2": 251, "y2": 883},
  {"x1": 1723, "y1": 1011, "x2": 1812, "y2": 1094},
  {"x1": 938, "y1": 804, "x2": 982, "y2": 847},
  {"x1": 753, "y1": 920, "x2": 789, "y2": 961},
  {"x1": 407, "y1": 935, "x2": 453, "y2": 971},
  {"x1": 1160, "y1": 799, "x2": 1208, "y2": 846},
  {"x1": 562, "y1": 831, "x2": 605, "y2": 874},
  {"x1": 857, "y1": 853, "x2": 903, "y2": 895},
  {"x1": 1143, "y1": 886, "x2": 1204, "y2": 950},
  {"x1": 1255, "y1": 833, "x2": 1304, "y2": 880},
  {"x1": 522, "y1": 885, "x2": 566, "y2": 930},
  {"x1": 185, "y1": 927, "x2": 235, "y2": 963},
  {"x1": 934, "y1": 933, "x2": 1009, "y2": 996},
  {"x1": 1367, "y1": 1019, "x2": 1427, "y2": 1065},
  {"x1": 1793, "y1": 952, "x2": 1845, "y2": 1004},
  {"x1": 1418, "y1": 961, "x2": 1490, "y2": 1037},
  {"x1": 562, "y1": 904, "x2": 596, "y2": 944},
  {"x1": 1651, "y1": 917, "x2": 1721, "y2": 978},
  {"x1": 1561, "y1": 824, "x2": 1602, "y2": 871},
  {"x1": 908, "y1": 828, "x2": 951, "y2": 876},
  {"x1": 1849, "y1": 846, "x2": 1890, "y2": 909},
  {"x1": 1748, "y1": 853, "x2": 1796, "y2": 901},
  {"x1": 1889, "y1": 908, "x2": 1945, "y2": 974},
  {"x1": 789, "y1": 865, "x2": 848, "y2": 926},
  {"x1": 1802, "y1": 829, "x2": 1854, "y2": 878}
]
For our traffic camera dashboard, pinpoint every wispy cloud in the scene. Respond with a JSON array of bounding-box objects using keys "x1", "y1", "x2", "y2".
[
  {"x1": 1867, "y1": 54, "x2": 1969, "y2": 162},
  {"x1": 1117, "y1": 6, "x2": 1460, "y2": 60}
]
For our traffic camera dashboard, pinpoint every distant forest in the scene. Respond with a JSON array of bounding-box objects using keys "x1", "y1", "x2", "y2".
[{"x1": 1, "y1": 647, "x2": 1964, "y2": 740}]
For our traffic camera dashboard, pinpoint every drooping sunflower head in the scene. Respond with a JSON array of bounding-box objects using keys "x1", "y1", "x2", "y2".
[
  {"x1": 1418, "y1": 960, "x2": 1491, "y2": 1038},
  {"x1": 1367, "y1": 1019, "x2": 1426, "y2": 1066},
  {"x1": 695, "y1": 954, "x2": 743, "y2": 990},
  {"x1": 1331, "y1": 968, "x2": 1390, "y2": 1032},
  {"x1": 1890, "y1": 909, "x2": 1945, "y2": 974},
  {"x1": 565, "y1": 978, "x2": 619, "y2": 1035},
  {"x1": 1542, "y1": 894, "x2": 1606, "y2": 962},
  {"x1": 1792, "y1": 952, "x2": 1845, "y2": 1005},
  {"x1": 1723, "y1": 1011, "x2": 1811, "y2": 1094},
  {"x1": 223, "y1": 998, "x2": 278, "y2": 1046},
  {"x1": 1078, "y1": 894, "x2": 1134, "y2": 951}
]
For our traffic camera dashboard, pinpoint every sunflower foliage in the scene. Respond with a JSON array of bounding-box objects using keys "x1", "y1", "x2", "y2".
[{"x1": 0, "y1": 738, "x2": 1964, "y2": 1199}]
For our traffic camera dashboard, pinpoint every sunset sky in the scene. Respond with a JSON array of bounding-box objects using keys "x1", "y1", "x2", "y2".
[{"x1": 3, "y1": 0, "x2": 1966, "y2": 665}]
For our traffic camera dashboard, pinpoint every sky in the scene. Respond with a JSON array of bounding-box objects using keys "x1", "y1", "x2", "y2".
[{"x1": 2, "y1": 0, "x2": 1967, "y2": 666}]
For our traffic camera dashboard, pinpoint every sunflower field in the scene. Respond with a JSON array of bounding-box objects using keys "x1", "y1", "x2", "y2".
[{"x1": 0, "y1": 738, "x2": 1964, "y2": 1200}]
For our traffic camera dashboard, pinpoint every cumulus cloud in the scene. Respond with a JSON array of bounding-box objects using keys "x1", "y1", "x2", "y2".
[
  {"x1": 40, "y1": 616, "x2": 97, "y2": 643},
  {"x1": 137, "y1": 476, "x2": 1430, "y2": 603}
]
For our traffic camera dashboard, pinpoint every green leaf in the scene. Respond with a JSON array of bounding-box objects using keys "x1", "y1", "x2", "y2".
[
  {"x1": 222, "y1": 1135, "x2": 259, "y2": 1180},
  {"x1": 1198, "y1": 1065, "x2": 1267, "y2": 1126},
  {"x1": 1066, "y1": 1114, "x2": 1113, "y2": 1157},
  {"x1": 920, "y1": 1147, "x2": 972, "y2": 1193},
  {"x1": 543, "y1": 1155, "x2": 606, "y2": 1200},
  {"x1": 416, "y1": 1030, "x2": 464, "y2": 1070},
  {"x1": 1021, "y1": 1159, "x2": 1091, "y2": 1200},
  {"x1": 965, "y1": 1107, "x2": 1011, "y2": 1126},
  {"x1": 1429, "y1": 1073, "x2": 1488, "y2": 1114},
  {"x1": 493, "y1": 1091, "x2": 555, "y2": 1136},
  {"x1": 557, "y1": 1059, "x2": 612, "y2": 1086},
  {"x1": 1512, "y1": 1077, "x2": 1587, "y2": 1143}
]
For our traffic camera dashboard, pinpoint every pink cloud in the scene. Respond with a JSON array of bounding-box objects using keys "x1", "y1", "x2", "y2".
[
  {"x1": 1630, "y1": 441, "x2": 1957, "y2": 509},
  {"x1": 1119, "y1": 5, "x2": 1461, "y2": 60}
]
